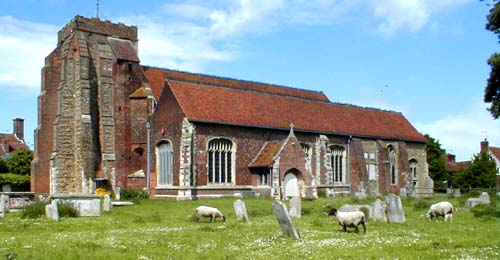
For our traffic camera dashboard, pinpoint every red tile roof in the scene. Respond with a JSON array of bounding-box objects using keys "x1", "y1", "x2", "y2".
[
  {"x1": 167, "y1": 80, "x2": 426, "y2": 142},
  {"x1": 490, "y1": 146, "x2": 500, "y2": 160},
  {"x1": 445, "y1": 160, "x2": 471, "y2": 172},
  {"x1": 142, "y1": 66, "x2": 330, "y2": 102},
  {"x1": 0, "y1": 133, "x2": 28, "y2": 155},
  {"x1": 249, "y1": 142, "x2": 283, "y2": 167}
]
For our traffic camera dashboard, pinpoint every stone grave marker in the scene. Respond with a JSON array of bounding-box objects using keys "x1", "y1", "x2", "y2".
[
  {"x1": 233, "y1": 199, "x2": 249, "y2": 222},
  {"x1": 272, "y1": 201, "x2": 300, "y2": 240},
  {"x1": 399, "y1": 188, "x2": 407, "y2": 197},
  {"x1": 371, "y1": 199, "x2": 387, "y2": 222},
  {"x1": 45, "y1": 200, "x2": 59, "y2": 221},
  {"x1": 115, "y1": 187, "x2": 121, "y2": 201},
  {"x1": 289, "y1": 197, "x2": 301, "y2": 219},
  {"x1": 385, "y1": 194, "x2": 405, "y2": 223},
  {"x1": 0, "y1": 194, "x2": 8, "y2": 214},
  {"x1": 103, "y1": 195, "x2": 112, "y2": 212},
  {"x1": 465, "y1": 192, "x2": 491, "y2": 208}
]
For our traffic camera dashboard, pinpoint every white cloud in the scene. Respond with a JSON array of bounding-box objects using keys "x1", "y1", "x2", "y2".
[
  {"x1": 0, "y1": 16, "x2": 57, "y2": 93},
  {"x1": 415, "y1": 101, "x2": 500, "y2": 162},
  {"x1": 369, "y1": 0, "x2": 472, "y2": 35}
]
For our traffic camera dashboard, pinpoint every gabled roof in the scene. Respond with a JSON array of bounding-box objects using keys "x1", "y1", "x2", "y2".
[
  {"x1": 490, "y1": 146, "x2": 500, "y2": 160},
  {"x1": 249, "y1": 142, "x2": 283, "y2": 168},
  {"x1": 108, "y1": 37, "x2": 140, "y2": 62},
  {"x1": 0, "y1": 133, "x2": 28, "y2": 155},
  {"x1": 142, "y1": 66, "x2": 330, "y2": 102},
  {"x1": 167, "y1": 80, "x2": 427, "y2": 142}
]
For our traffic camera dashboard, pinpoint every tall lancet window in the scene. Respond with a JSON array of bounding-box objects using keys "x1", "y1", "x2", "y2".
[
  {"x1": 388, "y1": 145, "x2": 397, "y2": 185},
  {"x1": 156, "y1": 140, "x2": 173, "y2": 186},
  {"x1": 409, "y1": 159, "x2": 418, "y2": 187},
  {"x1": 207, "y1": 138, "x2": 234, "y2": 184},
  {"x1": 330, "y1": 145, "x2": 346, "y2": 184}
]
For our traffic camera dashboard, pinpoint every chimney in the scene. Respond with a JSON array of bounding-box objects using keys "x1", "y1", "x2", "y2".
[
  {"x1": 446, "y1": 154, "x2": 456, "y2": 163},
  {"x1": 480, "y1": 139, "x2": 489, "y2": 154},
  {"x1": 13, "y1": 118, "x2": 24, "y2": 141}
]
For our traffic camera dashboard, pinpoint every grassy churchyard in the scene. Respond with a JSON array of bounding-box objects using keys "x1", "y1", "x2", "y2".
[{"x1": 0, "y1": 194, "x2": 498, "y2": 260}]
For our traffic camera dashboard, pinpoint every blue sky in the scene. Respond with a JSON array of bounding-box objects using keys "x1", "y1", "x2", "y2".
[{"x1": 0, "y1": 0, "x2": 498, "y2": 161}]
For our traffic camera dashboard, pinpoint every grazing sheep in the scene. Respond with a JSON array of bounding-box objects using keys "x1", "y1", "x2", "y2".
[
  {"x1": 426, "y1": 201, "x2": 454, "y2": 222},
  {"x1": 195, "y1": 206, "x2": 225, "y2": 222},
  {"x1": 328, "y1": 208, "x2": 366, "y2": 233}
]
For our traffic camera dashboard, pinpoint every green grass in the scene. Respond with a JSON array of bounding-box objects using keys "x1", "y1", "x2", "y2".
[{"x1": 0, "y1": 195, "x2": 498, "y2": 260}]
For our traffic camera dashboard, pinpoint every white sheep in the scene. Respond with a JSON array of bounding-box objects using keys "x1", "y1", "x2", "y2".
[
  {"x1": 195, "y1": 206, "x2": 226, "y2": 222},
  {"x1": 328, "y1": 208, "x2": 366, "y2": 233},
  {"x1": 426, "y1": 201, "x2": 454, "y2": 222}
]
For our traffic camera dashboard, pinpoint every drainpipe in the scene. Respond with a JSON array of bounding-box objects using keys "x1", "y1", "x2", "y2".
[
  {"x1": 347, "y1": 135, "x2": 352, "y2": 194},
  {"x1": 146, "y1": 121, "x2": 151, "y2": 196}
]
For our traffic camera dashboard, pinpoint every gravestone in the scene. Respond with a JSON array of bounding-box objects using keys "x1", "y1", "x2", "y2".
[
  {"x1": 385, "y1": 194, "x2": 405, "y2": 223},
  {"x1": 339, "y1": 204, "x2": 371, "y2": 220},
  {"x1": 45, "y1": 200, "x2": 59, "y2": 221},
  {"x1": 272, "y1": 201, "x2": 300, "y2": 240},
  {"x1": 114, "y1": 187, "x2": 121, "y2": 201},
  {"x1": 0, "y1": 195, "x2": 8, "y2": 214},
  {"x1": 233, "y1": 199, "x2": 249, "y2": 222},
  {"x1": 103, "y1": 195, "x2": 112, "y2": 212},
  {"x1": 465, "y1": 192, "x2": 491, "y2": 208},
  {"x1": 289, "y1": 197, "x2": 301, "y2": 219},
  {"x1": 355, "y1": 182, "x2": 367, "y2": 199},
  {"x1": 399, "y1": 188, "x2": 407, "y2": 197},
  {"x1": 371, "y1": 199, "x2": 387, "y2": 222}
]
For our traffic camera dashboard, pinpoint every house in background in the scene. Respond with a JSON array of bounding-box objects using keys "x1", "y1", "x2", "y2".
[
  {"x1": 481, "y1": 139, "x2": 500, "y2": 190},
  {"x1": 0, "y1": 118, "x2": 28, "y2": 159},
  {"x1": 30, "y1": 16, "x2": 434, "y2": 199}
]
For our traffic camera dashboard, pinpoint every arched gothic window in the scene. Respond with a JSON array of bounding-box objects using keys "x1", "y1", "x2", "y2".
[
  {"x1": 330, "y1": 145, "x2": 346, "y2": 183},
  {"x1": 388, "y1": 145, "x2": 397, "y2": 185},
  {"x1": 156, "y1": 140, "x2": 173, "y2": 186},
  {"x1": 409, "y1": 159, "x2": 418, "y2": 187},
  {"x1": 207, "y1": 138, "x2": 234, "y2": 184}
]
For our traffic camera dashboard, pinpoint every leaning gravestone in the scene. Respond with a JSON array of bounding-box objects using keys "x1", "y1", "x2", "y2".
[
  {"x1": 103, "y1": 195, "x2": 112, "y2": 212},
  {"x1": 289, "y1": 197, "x2": 301, "y2": 219},
  {"x1": 371, "y1": 199, "x2": 387, "y2": 222},
  {"x1": 233, "y1": 199, "x2": 249, "y2": 222},
  {"x1": 385, "y1": 194, "x2": 405, "y2": 223},
  {"x1": 272, "y1": 201, "x2": 300, "y2": 240},
  {"x1": 45, "y1": 200, "x2": 59, "y2": 221}
]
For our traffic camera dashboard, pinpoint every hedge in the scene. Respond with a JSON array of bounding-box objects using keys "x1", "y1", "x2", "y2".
[{"x1": 0, "y1": 173, "x2": 30, "y2": 185}]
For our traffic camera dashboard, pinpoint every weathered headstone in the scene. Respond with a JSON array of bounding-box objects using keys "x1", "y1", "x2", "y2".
[
  {"x1": 272, "y1": 201, "x2": 300, "y2": 240},
  {"x1": 289, "y1": 197, "x2": 301, "y2": 219},
  {"x1": 465, "y1": 192, "x2": 491, "y2": 208},
  {"x1": 371, "y1": 199, "x2": 387, "y2": 222},
  {"x1": 114, "y1": 187, "x2": 121, "y2": 201},
  {"x1": 355, "y1": 182, "x2": 367, "y2": 199},
  {"x1": 385, "y1": 194, "x2": 405, "y2": 223},
  {"x1": 103, "y1": 195, "x2": 112, "y2": 212},
  {"x1": 0, "y1": 195, "x2": 8, "y2": 214},
  {"x1": 45, "y1": 200, "x2": 59, "y2": 221},
  {"x1": 233, "y1": 199, "x2": 249, "y2": 222},
  {"x1": 399, "y1": 188, "x2": 407, "y2": 197},
  {"x1": 339, "y1": 204, "x2": 371, "y2": 220}
]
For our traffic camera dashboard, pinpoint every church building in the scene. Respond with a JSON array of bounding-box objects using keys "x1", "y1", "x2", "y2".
[{"x1": 31, "y1": 16, "x2": 434, "y2": 199}]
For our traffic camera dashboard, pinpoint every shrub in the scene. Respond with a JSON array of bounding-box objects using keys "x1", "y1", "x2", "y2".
[
  {"x1": 0, "y1": 173, "x2": 30, "y2": 185},
  {"x1": 22, "y1": 201, "x2": 48, "y2": 219},
  {"x1": 413, "y1": 199, "x2": 432, "y2": 210},
  {"x1": 121, "y1": 188, "x2": 149, "y2": 202},
  {"x1": 470, "y1": 204, "x2": 500, "y2": 219},
  {"x1": 57, "y1": 201, "x2": 79, "y2": 218}
]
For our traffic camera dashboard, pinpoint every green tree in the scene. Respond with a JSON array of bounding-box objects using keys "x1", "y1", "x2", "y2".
[
  {"x1": 424, "y1": 134, "x2": 448, "y2": 189},
  {"x1": 0, "y1": 158, "x2": 8, "y2": 173},
  {"x1": 454, "y1": 152, "x2": 498, "y2": 189},
  {"x1": 485, "y1": 1, "x2": 500, "y2": 119},
  {"x1": 5, "y1": 148, "x2": 33, "y2": 175}
]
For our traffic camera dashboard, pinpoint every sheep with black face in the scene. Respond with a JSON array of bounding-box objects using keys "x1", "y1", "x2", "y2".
[{"x1": 426, "y1": 201, "x2": 454, "y2": 222}]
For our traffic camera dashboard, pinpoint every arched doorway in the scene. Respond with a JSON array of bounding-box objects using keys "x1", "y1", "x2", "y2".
[{"x1": 284, "y1": 172, "x2": 298, "y2": 198}]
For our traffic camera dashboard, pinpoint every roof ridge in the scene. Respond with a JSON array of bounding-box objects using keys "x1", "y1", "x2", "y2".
[
  {"x1": 141, "y1": 65, "x2": 325, "y2": 95},
  {"x1": 328, "y1": 101, "x2": 402, "y2": 114}
]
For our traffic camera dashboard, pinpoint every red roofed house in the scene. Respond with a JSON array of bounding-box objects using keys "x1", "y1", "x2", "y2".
[
  {"x1": 31, "y1": 16, "x2": 434, "y2": 199},
  {"x1": 1, "y1": 118, "x2": 28, "y2": 159},
  {"x1": 480, "y1": 140, "x2": 500, "y2": 190}
]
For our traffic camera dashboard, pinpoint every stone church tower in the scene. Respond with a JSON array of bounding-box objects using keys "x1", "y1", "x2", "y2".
[{"x1": 31, "y1": 16, "x2": 153, "y2": 194}]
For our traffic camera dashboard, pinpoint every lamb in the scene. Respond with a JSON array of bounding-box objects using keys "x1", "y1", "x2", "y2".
[
  {"x1": 328, "y1": 208, "x2": 366, "y2": 233},
  {"x1": 425, "y1": 201, "x2": 454, "y2": 222},
  {"x1": 195, "y1": 206, "x2": 226, "y2": 222}
]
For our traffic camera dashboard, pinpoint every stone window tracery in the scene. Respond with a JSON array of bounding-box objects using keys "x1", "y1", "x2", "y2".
[
  {"x1": 207, "y1": 138, "x2": 234, "y2": 184},
  {"x1": 388, "y1": 145, "x2": 397, "y2": 185},
  {"x1": 409, "y1": 159, "x2": 418, "y2": 187},
  {"x1": 330, "y1": 145, "x2": 346, "y2": 184},
  {"x1": 156, "y1": 140, "x2": 173, "y2": 186}
]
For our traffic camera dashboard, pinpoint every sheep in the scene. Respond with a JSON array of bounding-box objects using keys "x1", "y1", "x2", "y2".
[
  {"x1": 328, "y1": 208, "x2": 366, "y2": 233},
  {"x1": 195, "y1": 206, "x2": 226, "y2": 222},
  {"x1": 426, "y1": 201, "x2": 454, "y2": 222}
]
